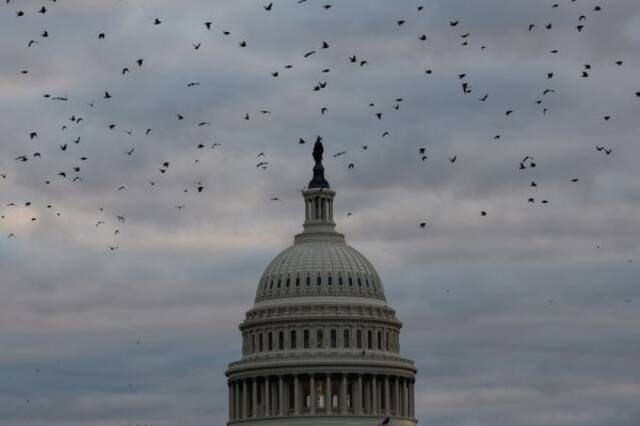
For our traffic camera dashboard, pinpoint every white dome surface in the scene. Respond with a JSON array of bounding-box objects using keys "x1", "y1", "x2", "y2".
[{"x1": 255, "y1": 234, "x2": 386, "y2": 303}]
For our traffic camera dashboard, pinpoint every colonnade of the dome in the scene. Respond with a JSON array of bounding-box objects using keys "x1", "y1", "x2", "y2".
[
  {"x1": 228, "y1": 372, "x2": 415, "y2": 422},
  {"x1": 241, "y1": 320, "x2": 401, "y2": 356}
]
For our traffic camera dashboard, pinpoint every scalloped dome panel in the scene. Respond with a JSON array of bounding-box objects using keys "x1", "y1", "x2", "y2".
[{"x1": 255, "y1": 239, "x2": 386, "y2": 303}]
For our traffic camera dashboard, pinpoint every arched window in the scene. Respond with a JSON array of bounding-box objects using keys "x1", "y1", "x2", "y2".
[
  {"x1": 377, "y1": 331, "x2": 382, "y2": 350},
  {"x1": 365, "y1": 279, "x2": 369, "y2": 287},
  {"x1": 385, "y1": 332, "x2": 390, "y2": 351},
  {"x1": 338, "y1": 276, "x2": 343, "y2": 286},
  {"x1": 306, "y1": 276, "x2": 311, "y2": 286},
  {"x1": 358, "y1": 278, "x2": 362, "y2": 287},
  {"x1": 252, "y1": 334, "x2": 256, "y2": 353},
  {"x1": 317, "y1": 275, "x2": 322, "y2": 286},
  {"x1": 356, "y1": 330, "x2": 363, "y2": 348},
  {"x1": 348, "y1": 277, "x2": 353, "y2": 286},
  {"x1": 259, "y1": 333, "x2": 264, "y2": 352},
  {"x1": 317, "y1": 329, "x2": 324, "y2": 348},
  {"x1": 344, "y1": 329, "x2": 350, "y2": 348},
  {"x1": 303, "y1": 329, "x2": 310, "y2": 348},
  {"x1": 286, "y1": 277, "x2": 290, "y2": 287},
  {"x1": 367, "y1": 330, "x2": 373, "y2": 349},
  {"x1": 277, "y1": 278, "x2": 281, "y2": 288},
  {"x1": 295, "y1": 277, "x2": 300, "y2": 287},
  {"x1": 269, "y1": 279, "x2": 274, "y2": 289},
  {"x1": 268, "y1": 332, "x2": 273, "y2": 351},
  {"x1": 330, "y1": 329, "x2": 337, "y2": 348},
  {"x1": 278, "y1": 331, "x2": 284, "y2": 350},
  {"x1": 328, "y1": 275, "x2": 333, "y2": 286},
  {"x1": 290, "y1": 330, "x2": 297, "y2": 349}
]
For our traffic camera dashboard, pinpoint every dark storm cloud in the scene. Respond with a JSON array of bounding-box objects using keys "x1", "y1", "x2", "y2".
[{"x1": 0, "y1": 0, "x2": 639, "y2": 425}]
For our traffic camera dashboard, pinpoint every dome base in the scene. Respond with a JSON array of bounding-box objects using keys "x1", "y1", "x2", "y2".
[{"x1": 228, "y1": 415, "x2": 416, "y2": 426}]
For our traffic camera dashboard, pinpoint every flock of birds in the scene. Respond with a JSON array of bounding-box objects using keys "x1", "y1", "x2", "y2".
[
  {"x1": 0, "y1": 2, "x2": 635, "y2": 244},
  {"x1": 2, "y1": 1, "x2": 636, "y2": 247}
]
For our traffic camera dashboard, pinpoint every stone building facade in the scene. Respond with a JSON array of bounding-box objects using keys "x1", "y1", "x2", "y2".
[{"x1": 226, "y1": 146, "x2": 417, "y2": 425}]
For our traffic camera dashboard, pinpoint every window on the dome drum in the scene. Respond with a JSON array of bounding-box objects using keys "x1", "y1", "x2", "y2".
[
  {"x1": 317, "y1": 329, "x2": 324, "y2": 348},
  {"x1": 252, "y1": 334, "x2": 256, "y2": 353},
  {"x1": 317, "y1": 275, "x2": 322, "y2": 286},
  {"x1": 356, "y1": 330, "x2": 362, "y2": 348},
  {"x1": 269, "y1": 279, "x2": 273, "y2": 289},
  {"x1": 328, "y1": 275, "x2": 332, "y2": 286},
  {"x1": 278, "y1": 331, "x2": 284, "y2": 350},
  {"x1": 385, "y1": 332, "x2": 390, "y2": 351},
  {"x1": 367, "y1": 330, "x2": 373, "y2": 349},
  {"x1": 338, "y1": 276, "x2": 343, "y2": 286},
  {"x1": 365, "y1": 278, "x2": 369, "y2": 287},
  {"x1": 344, "y1": 329, "x2": 350, "y2": 348},
  {"x1": 295, "y1": 277, "x2": 300, "y2": 287},
  {"x1": 358, "y1": 278, "x2": 362, "y2": 287},
  {"x1": 306, "y1": 276, "x2": 310, "y2": 286},
  {"x1": 286, "y1": 277, "x2": 290, "y2": 287},
  {"x1": 290, "y1": 330, "x2": 297, "y2": 349},
  {"x1": 303, "y1": 329, "x2": 310, "y2": 348},
  {"x1": 377, "y1": 331, "x2": 382, "y2": 350},
  {"x1": 259, "y1": 333, "x2": 264, "y2": 352},
  {"x1": 348, "y1": 277, "x2": 353, "y2": 286},
  {"x1": 268, "y1": 332, "x2": 273, "y2": 351},
  {"x1": 277, "y1": 278, "x2": 281, "y2": 288},
  {"x1": 330, "y1": 329, "x2": 337, "y2": 348}
]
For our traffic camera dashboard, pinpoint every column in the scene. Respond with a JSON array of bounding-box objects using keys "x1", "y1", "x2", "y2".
[
  {"x1": 403, "y1": 379, "x2": 408, "y2": 417},
  {"x1": 371, "y1": 375, "x2": 378, "y2": 415},
  {"x1": 234, "y1": 379, "x2": 241, "y2": 419},
  {"x1": 357, "y1": 374, "x2": 363, "y2": 415},
  {"x1": 310, "y1": 374, "x2": 316, "y2": 414},
  {"x1": 394, "y1": 376, "x2": 400, "y2": 416},
  {"x1": 363, "y1": 376, "x2": 370, "y2": 414},
  {"x1": 228, "y1": 381, "x2": 234, "y2": 421},
  {"x1": 294, "y1": 374, "x2": 301, "y2": 415},
  {"x1": 325, "y1": 374, "x2": 332, "y2": 414},
  {"x1": 384, "y1": 375, "x2": 391, "y2": 415},
  {"x1": 409, "y1": 380, "x2": 415, "y2": 418},
  {"x1": 264, "y1": 376, "x2": 270, "y2": 417},
  {"x1": 242, "y1": 379, "x2": 248, "y2": 419},
  {"x1": 278, "y1": 376, "x2": 284, "y2": 416},
  {"x1": 340, "y1": 374, "x2": 348, "y2": 414},
  {"x1": 252, "y1": 378, "x2": 258, "y2": 418}
]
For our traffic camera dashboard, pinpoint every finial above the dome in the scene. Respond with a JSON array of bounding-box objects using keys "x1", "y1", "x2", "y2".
[
  {"x1": 308, "y1": 138, "x2": 330, "y2": 189},
  {"x1": 299, "y1": 139, "x2": 339, "y2": 238}
]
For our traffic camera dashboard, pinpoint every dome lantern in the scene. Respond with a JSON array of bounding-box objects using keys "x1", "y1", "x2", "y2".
[{"x1": 301, "y1": 140, "x2": 337, "y2": 236}]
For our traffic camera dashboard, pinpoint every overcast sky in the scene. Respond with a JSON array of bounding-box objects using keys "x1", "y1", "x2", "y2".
[{"x1": 1, "y1": 0, "x2": 639, "y2": 425}]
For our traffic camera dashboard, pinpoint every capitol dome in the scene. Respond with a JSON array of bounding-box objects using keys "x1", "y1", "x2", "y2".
[
  {"x1": 226, "y1": 142, "x2": 417, "y2": 426},
  {"x1": 255, "y1": 236, "x2": 386, "y2": 304}
]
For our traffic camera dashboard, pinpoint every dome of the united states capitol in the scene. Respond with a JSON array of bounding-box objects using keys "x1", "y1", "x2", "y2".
[{"x1": 225, "y1": 141, "x2": 417, "y2": 426}]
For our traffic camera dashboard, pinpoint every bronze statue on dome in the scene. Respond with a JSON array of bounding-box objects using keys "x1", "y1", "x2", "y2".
[
  {"x1": 312, "y1": 140, "x2": 324, "y2": 165},
  {"x1": 308, "y1": 139, "x2": 330, "y2": 189}
]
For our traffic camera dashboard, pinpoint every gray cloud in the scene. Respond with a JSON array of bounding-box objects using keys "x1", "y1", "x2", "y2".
[{"x1": 1, "y1": 0, "x2": 639, "y2": 425}]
